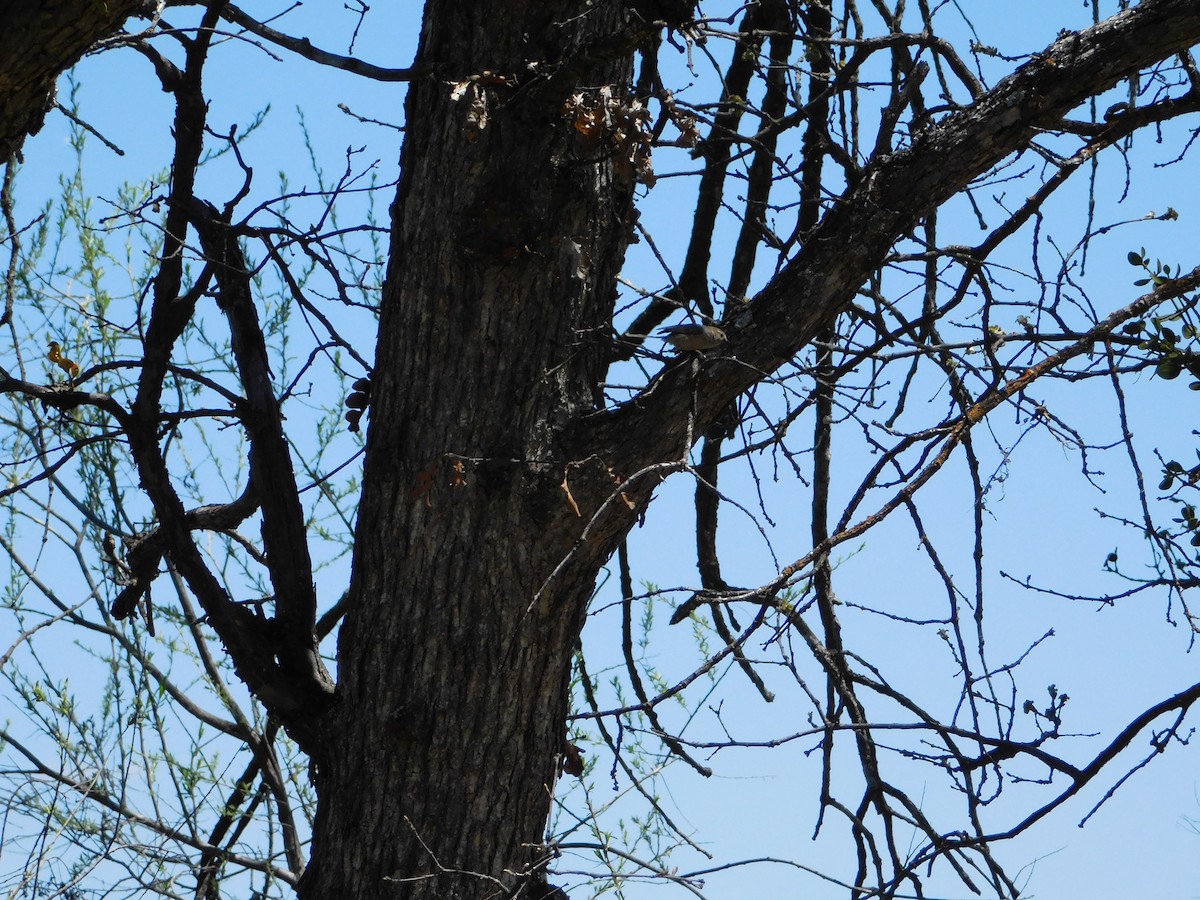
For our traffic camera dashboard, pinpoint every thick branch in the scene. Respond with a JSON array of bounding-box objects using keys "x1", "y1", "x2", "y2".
[
  {"x1": 186, "y1": 196, "x2": 334, "y2": 706},
  {"x1": 118, "y1": 4, "x2": 332, "y2": 741},
  {"x1": 585, "y1": 0, "x2": 1200, "y2": 500}
]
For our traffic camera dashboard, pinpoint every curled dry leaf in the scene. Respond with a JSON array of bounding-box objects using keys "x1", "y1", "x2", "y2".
[
  {"x1": 560, "y1": 473, "x2": 582, "y2": 517},
  {"x1": 562, "y1": 741, "x2": 585, "y2": 778}
]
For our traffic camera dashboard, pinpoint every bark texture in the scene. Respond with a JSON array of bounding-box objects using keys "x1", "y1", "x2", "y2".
[
  {"x1": 0, "y1": 0, "x2": 150, "y2": 159},
  {"x1": 302, "y1": 4, "x2": 648, "y2": 897}
]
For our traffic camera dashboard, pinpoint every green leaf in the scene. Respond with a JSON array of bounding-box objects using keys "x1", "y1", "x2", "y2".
[{"x1": 1157, "y1": 358, "x2": 1183, "y2": 379}]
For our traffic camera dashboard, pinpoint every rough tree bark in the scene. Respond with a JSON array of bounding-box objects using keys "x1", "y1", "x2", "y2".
[
  {"x1": 302, "y1": 4, "x2": 651, "y2": 897},
  {"x1": 0, "y1": 0, "x2": 151, "y2": 160}
]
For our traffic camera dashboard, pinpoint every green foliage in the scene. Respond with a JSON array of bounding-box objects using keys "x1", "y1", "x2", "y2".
[
  {"x1": 0, "y1": 100, "x2": 372, "y2": 898},
  {"x1": 1125, "y1": 248, "x2": 1200, "y2": 385}
]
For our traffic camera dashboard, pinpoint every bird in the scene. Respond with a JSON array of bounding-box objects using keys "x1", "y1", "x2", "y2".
[
  {"x1": 47, "y1": 341, "x2": 80, "y2": 379},
  {"x1": 658, "y1": 323, "x2": 728, "y2": 352}
]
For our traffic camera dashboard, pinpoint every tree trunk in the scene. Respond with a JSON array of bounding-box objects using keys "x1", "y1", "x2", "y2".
[
  {"x1": 301, "y1": 4, "x2": 644, "y2": 896},
  {"x1": 0, "y1": 0, "x2": 148, "y2": 160}
]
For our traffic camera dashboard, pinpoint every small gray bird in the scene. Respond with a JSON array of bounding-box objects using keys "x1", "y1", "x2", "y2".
[{"x1": 658, "y1": 323, "x2": 728, "y2": 352}]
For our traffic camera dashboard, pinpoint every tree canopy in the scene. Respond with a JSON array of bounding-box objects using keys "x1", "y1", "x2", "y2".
[{"x1": 2, "y1": 2, "x2": 1200, "y2": 898}]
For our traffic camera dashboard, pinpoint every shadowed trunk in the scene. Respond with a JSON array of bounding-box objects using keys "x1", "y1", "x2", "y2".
[
  {"x1": 0, "y1": 0, "x2": 148, "y2": 160},
  {"x1": 301, "y1": 4, "x2": 645, "y2": 896}
]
